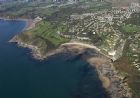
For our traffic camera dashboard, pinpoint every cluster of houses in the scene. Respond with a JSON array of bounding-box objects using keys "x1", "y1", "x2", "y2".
[
  {"x1": 54, "y1": 2, "x2": 140, "y2": 71},
  {"x1": 35, "y1": 2, "x2": 140, "y2": 71}
]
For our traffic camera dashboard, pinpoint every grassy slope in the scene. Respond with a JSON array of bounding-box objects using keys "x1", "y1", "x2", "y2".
[{"x1": 19, "y1": 21, "x2": 70, "y2": 55}]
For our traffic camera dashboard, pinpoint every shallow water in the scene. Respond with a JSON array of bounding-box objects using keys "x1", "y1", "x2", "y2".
[{"x1": 0, "y1": 20, "x2": 108, "y2": 98}]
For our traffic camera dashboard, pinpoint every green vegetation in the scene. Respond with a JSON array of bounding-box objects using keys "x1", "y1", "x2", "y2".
[
  {"x1": 34, "y1": 21, "x2": 69, "y2": 46},
  {"x1": 14, "y1": 0, "x2": 111, "y2": 56},
  {"x1": 114, "y1": 57, "x2": 140, "y2": 98},
  {"x1": 2, "y1": 1, "x2": 139, "y2": 97},
  {"x1": 0, "y1": 0, "x2": 111, "y2": 18},
  {"x1": 122, "y1": 24, "x2": 140, "y2": 34},
  {"x1": 118, "y1": 14, "x2": 140, "y2": 97},
  {"x1": 19, "y1": 21, "x2": 70, "y2": 55},
  {"x1": 114, "y1": 40, "x2": 140, "y2": 98}
]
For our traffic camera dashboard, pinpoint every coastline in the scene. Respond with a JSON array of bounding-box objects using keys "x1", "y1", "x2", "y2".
[
  {"x1": 0, "y1": 17, "x2": 34, "y2": 31},
  {"x1": 0, "y1": 17, "x2": 32, "y2": 22},
  {"x1": 10, "y1": 35, "x2": 132, "y2": 98},
  {"x1": 8, "y1": 18, "x2": 132, "y2": 98},
  {"x1": 60, "y1": 43, "x2": 132, "y2": 98}
]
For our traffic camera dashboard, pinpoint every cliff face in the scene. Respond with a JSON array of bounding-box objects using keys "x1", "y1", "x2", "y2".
[{"x1": 108, "y1": 0, "x2": 139, "y2": 7}]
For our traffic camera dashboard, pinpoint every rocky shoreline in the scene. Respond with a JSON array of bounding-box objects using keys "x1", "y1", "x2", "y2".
[
  {"x1": 61, "y1": 43, "x2": 132, "y2": 98},
  {"x1": 9, "y1": 36, "x2": 132, "y2": 98},
  {"x1": 9, "y1": 36, "x2": 66, "y2": 60}
]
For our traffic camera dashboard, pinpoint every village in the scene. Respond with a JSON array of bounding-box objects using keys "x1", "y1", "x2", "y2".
[
  {"x1": 51, "y1": 2, "x2": 140, "y2": 71},
  {"x1": 29, "y1": 1, "x2": 140, "y2": 72}
]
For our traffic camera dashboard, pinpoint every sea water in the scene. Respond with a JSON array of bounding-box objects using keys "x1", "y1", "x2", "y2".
[{"x1": 0, "y1": 20, "x2": 108, "y2": 98}]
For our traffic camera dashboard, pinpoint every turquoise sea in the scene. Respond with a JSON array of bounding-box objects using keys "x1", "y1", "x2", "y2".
[{"x1": 0, "y1": 20, "x2": 108, "y2": 98}]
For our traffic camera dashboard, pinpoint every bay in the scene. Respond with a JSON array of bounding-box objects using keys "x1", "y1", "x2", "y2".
[{"x1": 0, "y1": 20, "x2": 108, "y2": 98}]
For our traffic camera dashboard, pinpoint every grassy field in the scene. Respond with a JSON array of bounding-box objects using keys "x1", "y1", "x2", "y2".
[{"x1": 19, "y1": 21, "x2": 70, "y2": 55}]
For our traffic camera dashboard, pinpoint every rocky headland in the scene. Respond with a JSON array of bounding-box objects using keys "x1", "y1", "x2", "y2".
[{"x1": 10, "y1": 35, "x2": 132, "y2": 98}]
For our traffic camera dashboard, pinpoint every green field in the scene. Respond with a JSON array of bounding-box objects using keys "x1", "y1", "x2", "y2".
[{"x1": 19, "y1": 21, "x2": 70, "y2": 55}]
